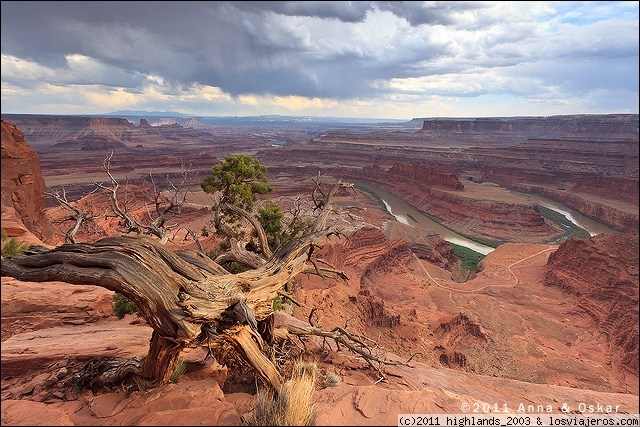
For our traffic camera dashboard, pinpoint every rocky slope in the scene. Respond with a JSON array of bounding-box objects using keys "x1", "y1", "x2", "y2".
[
  {"x1": 0, "y1": 116, "x2": 136, "y2": 150},
  {"x1": 1, "y1": 113, "x2": 638, "y2": 425},
  {"x1": 419, "y1": 114, "x2": 638, "y2": 142},
  {"x1": 2, "y1": 222, "x2": 638, "y2": 425},
  {"x1": 261, "y1": 114, "x2": 638, "y2": 233},
  {"x1": 1, "y1": 120, "x2": 51, "y2": 241},
  {"x1": 0, "y1": 114, "x2": 237, "y2": 153},
  {"x1": 353, "y1": 164, "x2": 560, "y2": 243},
  {"x1": 544, "y1": 233, "x2": 639, "y2": 384}
]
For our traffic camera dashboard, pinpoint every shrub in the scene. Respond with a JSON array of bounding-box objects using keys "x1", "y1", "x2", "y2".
[
  {"x1": 223, "y1": 261, "x2": 251, "y2": 274},
  {"x1": 246, "y1": 359, "x2": 317, "y2": 426},
  {"x1": 318, "y1": 369, "x2": 341, "y2": 388},
  {"x1": 448, "y1": 242, "x2": 485, "y2": 282},
  {"x1": 1, "y1": 230, "x2": 29, "y2": 257},
  {"x1": 272, "y1": 295, "x2": 293, "y2": 312},
  {"x1": 112, "y1": 293, "x2": 138, "y2": 319},
  {"x1": 170, "y1": 359, "x2": 187, "y2": 383}
]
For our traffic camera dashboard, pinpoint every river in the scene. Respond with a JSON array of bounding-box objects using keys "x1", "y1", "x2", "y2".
[
  {"x1": 357, "y1": 183, "x2": 616, "y2": 256},
  {"x1": 358, "y1": 184, "x2": 495, "y2": 255},
  {"x1": 513, "y1": 192, "x2": 615, "y2": 237}
]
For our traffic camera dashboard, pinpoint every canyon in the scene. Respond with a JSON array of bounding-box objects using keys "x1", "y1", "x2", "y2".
[{"x1": 0, "y1": 114, "x2": 638, "y2": 425}]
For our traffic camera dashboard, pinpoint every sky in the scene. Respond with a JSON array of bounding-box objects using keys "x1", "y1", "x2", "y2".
[{"x1": 1, "y1": 1, "x2": 638, "y2": 120}]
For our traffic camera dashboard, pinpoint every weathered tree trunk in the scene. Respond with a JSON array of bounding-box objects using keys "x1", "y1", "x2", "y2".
[
  {"x1": 1, "y1": 181, "x2": 352, "y2": 391},
  {"x1": 142, "y1": 331, "x2": 187, "y2": 384}
]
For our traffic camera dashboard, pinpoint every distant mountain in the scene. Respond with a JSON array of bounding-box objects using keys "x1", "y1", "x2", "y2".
[
  {"x1": 107, "y1": 111, "x2": 404, "y2": 125},
  {"x1": 107, "y1": 110, "x2": 190, "y2": 117}
]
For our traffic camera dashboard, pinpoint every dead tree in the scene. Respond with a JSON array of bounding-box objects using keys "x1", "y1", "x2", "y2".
[
  {"x1": 2, "y1": 180, "x2": 365, "y2": 392},
  {"x1": 48, "y1": 152, "x2": 204, "y2": 251},
  {"x1": 94, "y1": 152, "x2": 198, "y2": 244},
  {"x1": 44, "y1": 187, "x2": 102, "y2": 244}
]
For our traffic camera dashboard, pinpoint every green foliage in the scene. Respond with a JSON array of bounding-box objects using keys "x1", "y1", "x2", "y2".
[
  {"x1": 406, "y1": 213, "x2": 418, "y2": 223},
  {"x1": 258, "y1": 202, "x2": 285, "y2": 247},
  {"x1": 449, "y1": 242, "x2": 485, "y2": 274},
  {"x1": 201, "y1": 154, "x2": 272, "y2": 211},
  {"x1": 112, "y1": 293, "x2": 138, "y2": 319},
  {"x1": 284, "y1": 218, "x2": 313, "y2": 243},
  {"x1": 258, "y1": 203, "x2": 284, "y2": 237},
  {"x1": 170, "y1": 359, "x2": 187, "y2": 383},
  {"x1": 537, "y1": 205, "x2": 591, "y2": 243},
  {"x1": 272, "y1": 294, "x2": 292, "y2": 312},
  {"x1": 1, "y1": 230, "x2": 29, "y2": 257},
  {"x1": 223, "y1": 261, "x2": 252, "y2": 274},
  {"x1": 200, "y1": 226, "x2": 209, "y2": 237}
]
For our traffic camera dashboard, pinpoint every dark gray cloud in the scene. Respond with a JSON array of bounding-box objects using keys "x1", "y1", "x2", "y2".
[
  {"x1": 0, "y1": 1, "x2": 456, "y2": 98},
  {"x1": 1, "y1": 1, "x2": 638, "y2": 116},
  {"x1": 374, "y1": 1, "x2": 487, "y2": 26},
  {"x1": 236, "y1": 1, "x2": 373, "y2": 22}
]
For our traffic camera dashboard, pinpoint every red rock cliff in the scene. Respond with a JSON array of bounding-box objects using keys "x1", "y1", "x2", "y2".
[
  {"x1": 356, "y1": 164, "x2": 558, "y2": 243},
  {"x1": 544, "y1": 233, "x2": 639, "y2": 380},
  {"x1": 1, "y1": 120, "x2": 51, "y2": 240},
  {"x1": 420, "y1": 114, "x2": 639, "y2": 141}
]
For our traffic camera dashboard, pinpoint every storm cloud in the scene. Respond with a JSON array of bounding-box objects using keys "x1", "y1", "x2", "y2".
[{"x1": 1, "y1": 1, "x2": 638, "y2": 118}]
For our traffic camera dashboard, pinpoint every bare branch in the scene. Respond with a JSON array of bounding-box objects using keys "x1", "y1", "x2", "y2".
[
  {"x1": 44, "y1": 187, "x2": 100, "y2": 244},
  {"x1": 182, "y1": 228, "x2": 207, "y2": 255},
  {"x1": 2, "y1": 176, "x2": 359, "y2": 394},
  {"x1": 281, "y1": 324, "x2": 410, "y2": 383},
  {"x1": 222, "y1": 203, "x2": 272, "y2": 258},
  {"x1": 276, "y1": 290, "x2": 307, "y2": 308},
  {"x1": 312, "y1": 179, "x2": 354, "y2": 232},
  {"x1": 92, "y1": 153, "x2": 196, "y2": 242},
  {"x1": 311, "y1": 171, "x2": 326, "y2": 211}
]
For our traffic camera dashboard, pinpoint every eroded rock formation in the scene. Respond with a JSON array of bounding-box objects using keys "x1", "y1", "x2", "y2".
[
  {"x1": 544, "y1": 233, "x2": 639, "y2": 378},
  {"x1": 1, "y1": 120, "x2": 51, "y2": 241},
  {"x1": 357, "y1": 164, "x2": 559, "y2": 242}
]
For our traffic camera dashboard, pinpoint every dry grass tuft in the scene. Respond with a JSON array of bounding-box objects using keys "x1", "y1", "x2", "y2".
[
  {"x1": 170, "y1": 358, "x2": 187, "y2": 383},
  {"x1": 245, "y1": 359, "x2": 317, "y2": 426},
  {"x1": 318, "y1": 369, "x2": 341, "y2": 388}
]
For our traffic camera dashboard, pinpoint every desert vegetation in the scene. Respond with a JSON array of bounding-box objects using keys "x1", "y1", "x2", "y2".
[
  {"x1": 1, "y1": 153, "x2": 404, "y2": 398},
  {"x1": 1, "y1": 230, "x2": 29, "y2": 257},
  {"x1": 112, "y1": 293, "x2": 138, "y2": 319},
  {"x1": 245, "y1": 359, "x2": 317, "y2": 426},
  {"x1": 448, "y1": 243, "x2": 485, "y2": 281}
]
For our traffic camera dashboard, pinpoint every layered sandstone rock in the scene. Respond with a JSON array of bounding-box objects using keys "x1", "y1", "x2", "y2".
[
  {"x1": 327, "y1": 227, "x2": 414, "y2": 274},
  {"x1": 356, "y1": 164, "x2": 559, "y2": 242},
  {"x1": 1, "y1": 120, "x2": 51, "y2": 240},
  {"x1": 138, "y1": 118, "x2": 152, "y2": 128},
  {"x1": 527, "y1": 186, "x2": 638, "y2": 234},
  {"x1": 377, "y1": 163, "x2": 464, "y2": 190},
  {"x1": 419, "y1": 114, "x2": 639, "y2": 141},
  {"x1": 0, "y1": 116, "x2": 136, "y2": 149},
  {"x1": 544, "y1": 233, "x2": 639, "y2": 378},
  {"x1": 0, "y1": 278, "x2": 114, "y2": 342}
]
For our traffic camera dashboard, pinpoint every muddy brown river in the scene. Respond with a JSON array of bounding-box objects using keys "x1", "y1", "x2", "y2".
[{"x1": 357, "y1": 183, "x2": 615, "y2": 255}]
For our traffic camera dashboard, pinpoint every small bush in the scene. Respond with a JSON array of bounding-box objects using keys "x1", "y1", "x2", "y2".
[
  {"x1": 1, "y1": 230, "x2": 29, "y2": 257},
  {"x1": 318, "y1": 369, "x2": 341, "y2": 388},
  {"x1": 246, "y1": 359, "x2": 316, "y2": 426},
  {"x1": 170, "y1": 359, "x2": 187, "y2": 383},
  {"x1": 112, "y1": 293, "x2": 138, "y2": 319},
  {"x1": 223, "y1": 261, "x2": 251, "y2": 274},
  {"x1": 272, "y1": 295, "x2": 293, "y2": 312}
]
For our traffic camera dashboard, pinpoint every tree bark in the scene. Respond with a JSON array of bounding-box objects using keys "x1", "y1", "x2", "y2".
[
  {"x1": 1, "y1": 181, "x2": 352, "y2": 391},
  {"x1": 142, "y1": 331, "x2": 186, "y2": 384}
]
